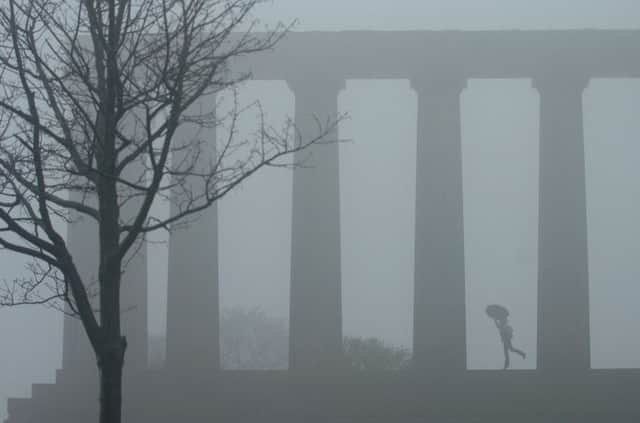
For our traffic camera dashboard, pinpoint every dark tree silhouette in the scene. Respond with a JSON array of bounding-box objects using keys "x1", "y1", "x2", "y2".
[{"x1": 0, "y1": 1, "x2": 338, "y2": 422}]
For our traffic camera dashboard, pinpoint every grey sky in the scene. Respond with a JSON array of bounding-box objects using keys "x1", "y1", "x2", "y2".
[{"x1": 2, "y1": 1, "x2": 640, "y2": 419}]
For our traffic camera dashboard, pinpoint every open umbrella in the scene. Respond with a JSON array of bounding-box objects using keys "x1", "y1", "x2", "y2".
[{"x1": 485, "y1": 304, "x2": 509, "y2": 321}]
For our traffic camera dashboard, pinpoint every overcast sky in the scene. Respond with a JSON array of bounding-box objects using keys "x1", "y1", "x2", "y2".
[{"x1": 2, "y1": 0, "x2": 640, "y2": 419}]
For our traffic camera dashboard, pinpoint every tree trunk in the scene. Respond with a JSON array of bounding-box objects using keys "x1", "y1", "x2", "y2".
[{"x1": 98, "y1": 337, "x2": 127, "y2": 423}]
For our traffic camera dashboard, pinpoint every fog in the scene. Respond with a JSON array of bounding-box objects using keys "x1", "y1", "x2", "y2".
[{"x1": 2, "y1": 0, "x2": 640, "y2": 420}]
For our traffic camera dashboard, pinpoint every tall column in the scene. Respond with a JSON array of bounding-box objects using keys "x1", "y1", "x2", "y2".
[
  {"x1": 288, "y1": 77, "x2": 344, "y2": 371},
  {"x1": 411, "y1": 74, "x2": 467, "y2": 372},
  {"x1": 62, "y1": 99, "x2": 148, "y2": 383},
  {"x1": 61, "y1": 62, "x2": 100, "y2": 384},
  {"x1": 60, "y1": 39, "x2": 147, "y2": 388},
  {"x1": 534, "y1": 75, "x2": 590, "y2": 371},
  {"x1": 166, "y1": 94, "x2": 219, "y2": 373}
]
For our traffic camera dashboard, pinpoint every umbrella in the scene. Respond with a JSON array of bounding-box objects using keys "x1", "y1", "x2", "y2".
[{"x1": 485, "y1": 304, "x2": 509, "y2": 320}]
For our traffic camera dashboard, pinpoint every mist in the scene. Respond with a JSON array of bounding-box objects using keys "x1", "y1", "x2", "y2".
[{"x1": 2, "y1": 0, "x2": 640, "y2": 421}]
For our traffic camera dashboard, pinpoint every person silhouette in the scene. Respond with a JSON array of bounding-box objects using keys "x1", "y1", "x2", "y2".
[
  {"x1": 486, "y1": 304, "x2": 526, "y2": 370},
  {"x1": 493, "y1": 316, "x2": 526, "y2": 369}
]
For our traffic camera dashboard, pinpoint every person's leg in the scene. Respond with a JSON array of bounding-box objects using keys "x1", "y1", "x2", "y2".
[
  {"x1": 510, "y1": 346, "x2": 526, "y2": 359},
  {"x1": 503, "y1": 343, "x2": 510, "y2": 369}
]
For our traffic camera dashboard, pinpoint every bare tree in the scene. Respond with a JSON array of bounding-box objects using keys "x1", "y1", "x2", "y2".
[{"x1": 0, "y1": 1, "x2": 339, "y2": 422}]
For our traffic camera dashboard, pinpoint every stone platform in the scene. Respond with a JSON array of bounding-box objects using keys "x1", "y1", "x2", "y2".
[{"x1": 6, "y1": 369, "x2": 640, "y2": 423}]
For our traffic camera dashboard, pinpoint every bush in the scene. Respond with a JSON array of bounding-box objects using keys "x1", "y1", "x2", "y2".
[{"x1": 149, "y1": 307, "x2": 412, "y2": 371}]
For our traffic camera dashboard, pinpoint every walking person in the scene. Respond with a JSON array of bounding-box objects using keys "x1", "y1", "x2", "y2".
[{"x1": 486, "y1": 304, "x2": 526, "y2": 369}]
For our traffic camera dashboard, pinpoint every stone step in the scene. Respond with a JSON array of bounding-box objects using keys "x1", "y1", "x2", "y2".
[
  {"x1": 30, "y1": 383, "x2": 57, "y2": 400},
  {"x1": 6, "y1": 398, "x2": 35, "y2": 423}
]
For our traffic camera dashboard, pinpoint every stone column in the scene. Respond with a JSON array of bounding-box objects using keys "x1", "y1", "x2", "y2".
[
  {"x1": 288, "y1": 77, "x2": 344, "y2": 371},
  {"x1": 62, "y1": 105, "x2": 148, "y2": 384},
  {"x1": 166, "y1": 94, "x2": 219, "y2": 373},
  {"x1": 61, "y1": 61, "x2": 101, "y2": 385},
  {"x1": 411, "y1": 74, "x2": 467, "y2": 372},
  {"x1": 534, "y1": 75, "x2": 590, "y2": 371}
]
